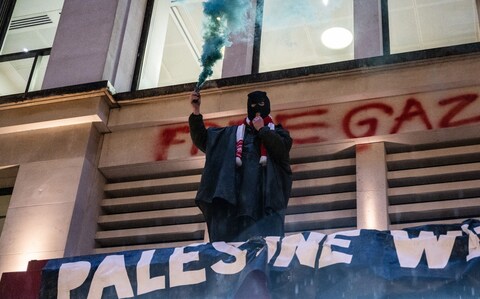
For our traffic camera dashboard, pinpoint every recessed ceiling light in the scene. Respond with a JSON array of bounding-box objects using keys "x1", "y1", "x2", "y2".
[
  {"x1": 23, "y1": 48, "x2": 29, "y2": 52},
  {"x1": 322, "y1": 0, "x2": 329, "y2": 5},
  {"x1": 321, "y1": 27, "x2": 353, "y2": 49}
]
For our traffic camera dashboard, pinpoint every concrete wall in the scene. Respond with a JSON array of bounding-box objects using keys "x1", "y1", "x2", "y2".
[
  {"x1": 100, "y1": 53, "x2": 480, "y2": 233},
  {"x1": 101, "y1": 54, "x2": 480, "y2": 168},
  {"x1": 0, "y1": 51, "x2": 479, "y2": 275},
  {"x1": 42, "y1": 0, "x2": 147, "y2": 92},
  {"x1": 0, "y1": 93, "x2": 111, "y2": 275}
]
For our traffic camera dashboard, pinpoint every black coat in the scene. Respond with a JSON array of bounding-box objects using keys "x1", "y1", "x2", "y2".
[{"x1": 189, "y1": 114, "x2": 292, "y2": 242}]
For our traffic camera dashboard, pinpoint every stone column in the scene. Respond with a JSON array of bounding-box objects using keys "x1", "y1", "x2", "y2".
[
  {"x1": 354, "y1": 0, "x2": 384, "y2": 59},
  {"x1": 0, "y1": 124, "x2": 104, "y2": 274},
  {"x1": 42, "y1": 0, "x2": 147, "y2": 92},
  {"x1": 0, "y1": 92, "x2": 111, "y2": 275},
  {"x1": 221, "y1": 0, "x2": 257, "y2": 78},
  {"x1": 356, "y1": 142, "x2": 390, "y2": 230}
]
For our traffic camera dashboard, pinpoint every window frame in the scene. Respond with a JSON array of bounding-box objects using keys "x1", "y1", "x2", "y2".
[
  {"x1": 122, "y1": 0, "x2": 480, "y2": 94},
  {"x1": 0, "y1": 47, "x2": 51, "y2": 95},
  {"x1": 0, "y1": 0, "x2": 16, "y2": 51}
]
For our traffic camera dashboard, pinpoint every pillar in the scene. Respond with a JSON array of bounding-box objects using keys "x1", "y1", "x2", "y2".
[
  {"x1": 354, "y1": 0, "x2": 384, "y2": 59},
  {"x1": 42, "y1": 0, "x2": 147, "y2": 92},
  {"x1": 356, "y1": 142, "x2": 390, "y2": 230},
  {"x1": 221, "y1": 0, "x2": 257, "y2": 78}
]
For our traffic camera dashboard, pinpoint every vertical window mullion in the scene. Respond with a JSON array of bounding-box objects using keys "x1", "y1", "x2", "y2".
[
  {"x1": 251, "y1": 0, "x2": 264, "y2": 75},
  {"x1": 353, "y1": 0, "x2": 384, "y2": 59},
  {"x1": 25, "y1": 53, "x2": 39, "y2": 94},
  {"x1": 476, "y1": 0, "x2": 480, "y2": 32},
  {"x1": 380, "y1": 0, "x2": 390, "y2": 56},
  {"x1": 131, "y1": 0, "x2": 155, "y2": 91}
]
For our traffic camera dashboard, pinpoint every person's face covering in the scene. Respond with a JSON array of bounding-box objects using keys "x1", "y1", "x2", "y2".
[{"x1": 247, "y1": 91, "x2": 271, "y2": 120}]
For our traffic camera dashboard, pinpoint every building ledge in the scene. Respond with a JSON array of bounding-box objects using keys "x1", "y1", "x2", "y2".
[{"x1": 0, "y1": 81, "x2": 116, "y2": 108}]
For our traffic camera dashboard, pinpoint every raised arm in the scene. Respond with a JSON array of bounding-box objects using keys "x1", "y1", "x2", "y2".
[{"x1": 189, "y1": 91, "x2": 207, "y2": 152}]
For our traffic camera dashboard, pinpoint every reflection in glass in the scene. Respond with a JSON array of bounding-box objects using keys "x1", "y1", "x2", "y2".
[
  {"x1": 259, "y1": 0, "x2": 354, "y2": 73},
  {"x1": 0, "y1": 53, "x2": 48, "y2": 95},
  {"x1": 0, "y1": 58, "x2": 34, "y2": 95},
  {"x1": 0, "y1": 0, "x2": 64, "y2": 55},
  {"x1": 139, "y1": 1, "x2": 223, "y2": 89},
  {"x1": 388, "y1": 0, "x2": 480, "y2": 54}
]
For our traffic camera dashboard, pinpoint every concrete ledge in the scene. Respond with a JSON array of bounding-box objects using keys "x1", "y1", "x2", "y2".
[
  {"x1": 285, "y1": 209, "x2": 357, "y2": 232},
  {"x1": 0, "y1": 82, "x2": 116, "y2": 135},
  {"x1": 389, "y1": 198, "x2": 480, "y2": 224},
  {"x1": 101, "y1": 191, "x2": 198, "y2": 214},
  {"x1": 95, "y1": 222, "x2": 205, "y2": 247}
]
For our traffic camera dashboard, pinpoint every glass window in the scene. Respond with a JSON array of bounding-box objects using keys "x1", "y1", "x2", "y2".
[
  {"x1": 0, "y1": 191, "x2": 11, "y2": 235},
  {"x1": 0, "y1": 0, "x2": 61, "y2": 96},
  {"x1": 139, "y1": 0, "x2": 223, "y2": 90},
  {"x1": 0, "y1": 53, "x2": 49, "y2": 96},
  {"x1": 259, "y1": 0, "x2": 354, "y2": 73},
  {"x1": 0, "y1": 0, "x2": 64, "y2": 55},
  {"x1": 136, "y1": 0, "x2": 480, "y2": 91},
  {"x1": 388, "y1": 0, "x2": 480, "y2": 54},
  {"x1": 29, "y1": 54, "x2": 49, "y2": 92},
  {"x1": 0, "y1": 58, "x2": 35, "y2": 95},
  {"x1": 0, "y1": 166, "x2": 17, "y2": 237}
]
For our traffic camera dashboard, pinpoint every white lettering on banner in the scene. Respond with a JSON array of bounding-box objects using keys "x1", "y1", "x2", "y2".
[
  {"x1": 57, "y1": 261, "x2": 91, "y2": 299},
  {"x1": 318, "y1": 230, "x2": 360, "y2": 269},
  {"x1": 298, "y1": 232, "x2": 327, "y2": 267},
  {"x1": 274, "y1": 233, "x2": 326, "y2": 268},
  {"x1": 392, "y1": 230, "x2": 462, "y2": 269},
  {"x1": 169, "y1": 247, "x2": 206, "y2": 288},
  {"x1": 136, "y1": 250, "x2": 166, "y2": 295},
  {"x1": 461, "y1": 225, "x2": 480, "y2": 261},
  {"x1": 49, "y1": 225, "x2": 480, "y2": 297},
  {"x1": 87, "y1": 255, "x2": 134, "y2": 299},
  {"x1": 211, "y1": 242, "x2": 247, "y2": 275},
  {"x1": 265, "y1": 236, "x2": 280, "y2": 262},
  {"x1": 273, "y1": 234, "x2": 304, "y2": 268}
]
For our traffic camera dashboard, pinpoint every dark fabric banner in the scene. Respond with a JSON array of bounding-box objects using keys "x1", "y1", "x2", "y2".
[{"x1": 40, "y1": 219, "x2": 480, "y2": 298}]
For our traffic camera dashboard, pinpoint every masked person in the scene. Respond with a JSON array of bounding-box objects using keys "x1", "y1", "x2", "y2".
[{"x1": 189, "y1": 90, "x2": 292, "y2": 242}]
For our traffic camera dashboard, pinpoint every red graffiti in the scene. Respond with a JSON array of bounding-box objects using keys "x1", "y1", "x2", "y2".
[
  {"x1": 155, "y1": 121, "x2": 220, "y2": 161},
  {"x1": 155, "y1": 92, "x2": 480, "y2": 160},
  {"x1": 438, "y1": 94, "x2": 480, "y2": 128},
  {"x1": 356, "y1": 143, "x2": 371, "y2": 153},
  {"x1": 390, "y1": 98, "x2": 433, "y2": 134},
  {"x1": 343, "y1": 103, "x2": 394, "y2": 138},
  {"x1": 228, "y1": 119, "x2": 245, "y2": 126},
  {"x1": 275, "y1": 108, "x2": 329, "y2": 144},
  {"x1": 155, "y1": 125, "x2": 189, "y2": 161}
]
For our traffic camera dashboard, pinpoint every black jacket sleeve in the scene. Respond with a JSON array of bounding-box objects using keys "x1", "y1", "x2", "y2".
[
  {"x1": 258, "y1": 124, "x2": 292, "y2": 162},
  {"x1": 189, "y1": 113, "x2": 207, "y2": 153}
]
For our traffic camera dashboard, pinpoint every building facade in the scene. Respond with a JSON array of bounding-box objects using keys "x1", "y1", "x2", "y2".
[{"x1": 0, "y1": 0, "x2": 480, "y2": 283}]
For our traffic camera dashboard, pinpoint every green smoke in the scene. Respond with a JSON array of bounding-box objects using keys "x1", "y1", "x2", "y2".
[{"x1": 196, "y1": 0, "x2": 251, "y2": 90}]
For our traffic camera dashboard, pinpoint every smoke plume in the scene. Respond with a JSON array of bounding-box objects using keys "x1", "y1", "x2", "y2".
[{"x1": 196, "y1": 0, "x2": 251, "y2": 90}]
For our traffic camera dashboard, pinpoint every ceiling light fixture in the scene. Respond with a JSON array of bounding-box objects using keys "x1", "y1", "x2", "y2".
[
  {"x1": 322, "y1": 0, "x2": 329, "y2": 6},
  {"x1": 23, "y1": 48, "x2": 29, "y2": 52},
  {"x1": 321, "y1": 27, "x2": 353, "y2": 49}
]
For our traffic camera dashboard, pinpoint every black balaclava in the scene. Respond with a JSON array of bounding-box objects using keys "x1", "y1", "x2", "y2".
[{"x1": 247, "y1": 91, "x2": 271, "y2": 121}]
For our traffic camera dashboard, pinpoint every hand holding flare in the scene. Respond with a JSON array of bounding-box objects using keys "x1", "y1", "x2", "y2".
[{"x1": 191, "y1": 91, "x2": 201, "y2": 115}]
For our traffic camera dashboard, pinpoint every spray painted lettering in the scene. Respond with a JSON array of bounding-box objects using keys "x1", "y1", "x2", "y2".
[{"x1": 156, "y1": 91, "x2": 480, "y2": 161}]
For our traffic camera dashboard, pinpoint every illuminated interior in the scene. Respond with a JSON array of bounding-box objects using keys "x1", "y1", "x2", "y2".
[
  {"x1": 1, "y1": 0, "x2": 480, "y2": 94},
  {"x1": 0, "y1": 0, "x2": 63, "y2": 95}
]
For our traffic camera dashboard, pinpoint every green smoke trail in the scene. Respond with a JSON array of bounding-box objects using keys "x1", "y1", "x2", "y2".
[{"x1": 196, "y1": 0, "x2": 251, "y2": 90}]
